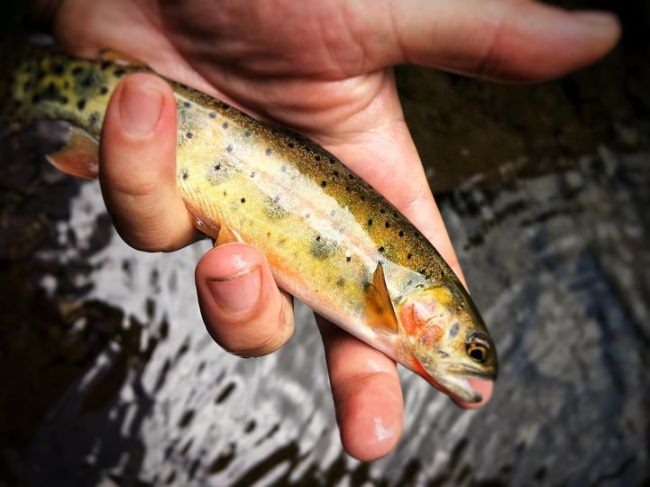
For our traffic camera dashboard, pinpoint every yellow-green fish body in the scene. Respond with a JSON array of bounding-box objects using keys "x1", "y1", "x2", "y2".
[{"x1": 3, "y1": 38, "x2": 497, "y2": 402}]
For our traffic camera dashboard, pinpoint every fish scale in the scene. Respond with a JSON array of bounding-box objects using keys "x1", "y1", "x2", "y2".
[{"x1": 1, "y1": 37, "x2": 498, "y2": 403}]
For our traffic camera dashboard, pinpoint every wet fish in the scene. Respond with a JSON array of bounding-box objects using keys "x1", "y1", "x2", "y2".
[{"x1": 1, "y1": 38, "x2": 497, "y2": 402}]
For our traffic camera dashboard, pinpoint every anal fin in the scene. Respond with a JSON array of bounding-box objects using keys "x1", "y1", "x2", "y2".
[
  {"x1": 366, "y1": 263, "x2": 400, "y2": 334},
  {"x1": 46, "y1": 127, "x2": 99, "y2": 180}
]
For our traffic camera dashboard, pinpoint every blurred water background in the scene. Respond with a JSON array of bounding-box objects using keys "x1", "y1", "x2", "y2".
[{"x1": 0, "y1": 1, "x2": 648, "y2": 485}]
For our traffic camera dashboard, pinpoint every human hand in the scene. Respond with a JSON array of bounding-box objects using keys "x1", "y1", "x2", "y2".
[{"x1": 42, "y1": 0, "x2": 619, "y2": 460}]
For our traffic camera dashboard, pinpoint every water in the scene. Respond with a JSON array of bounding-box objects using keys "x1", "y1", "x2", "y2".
[
  {"x1": 1, "y1": 120, "x2": 648, "y2": 486},
  {"x1": 1, "y1": 2, "x2": 649, "y2": 484}
]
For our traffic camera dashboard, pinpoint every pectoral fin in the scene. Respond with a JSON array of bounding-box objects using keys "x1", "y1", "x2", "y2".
[
  {"x1": 45, "y1": 127, "x2": 99, "y2": 180},
  {"x1": 366, "y1": 263, "x2": 400, "y2": 334}
]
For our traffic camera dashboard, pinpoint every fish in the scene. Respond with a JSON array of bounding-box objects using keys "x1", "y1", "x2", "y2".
[{"x1": 1, "y1": 36, "x2": 497, "y2": 403}]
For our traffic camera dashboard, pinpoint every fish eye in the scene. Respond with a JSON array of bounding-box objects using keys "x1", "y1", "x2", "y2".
[{"x1": 466, "y1": 333, "x2": 490, "y2": 363}]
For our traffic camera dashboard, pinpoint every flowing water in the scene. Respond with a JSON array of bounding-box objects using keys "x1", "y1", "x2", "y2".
[{"x1": 1, "y1": 3, "x2": 648, "y2": 486}]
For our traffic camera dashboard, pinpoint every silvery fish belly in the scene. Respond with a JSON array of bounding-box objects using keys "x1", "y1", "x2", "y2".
[{"x1": 2, "y1": 38, "x2": 497, "y2": 403}]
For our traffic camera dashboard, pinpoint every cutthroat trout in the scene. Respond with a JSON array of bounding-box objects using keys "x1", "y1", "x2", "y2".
[{"x1": 2, "y1": 38, "x2": 497, "y2": 403}]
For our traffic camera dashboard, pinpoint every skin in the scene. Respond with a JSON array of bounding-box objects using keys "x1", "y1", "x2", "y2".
[{"x1": 35, "y1": 0, "x2": 620, "y2": 461}]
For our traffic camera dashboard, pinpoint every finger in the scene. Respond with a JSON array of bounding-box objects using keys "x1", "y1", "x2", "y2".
[
  {"x1": 100, "y1": 73, "x2": 197, "y2": 252},
  {"x1": 362, "y1": 0, "x2": 620, "y2": 81},
  {"x1": 195, "y1": 243, "x2": 295, "y2": 357},
  {"x1": 318, "y1": 319, "x2": 403, "y2": 461}
]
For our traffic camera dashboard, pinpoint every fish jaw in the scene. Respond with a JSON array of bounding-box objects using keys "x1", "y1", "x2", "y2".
[{"x1": 410, "y1": 355, "x2": 490, "y2": 403}]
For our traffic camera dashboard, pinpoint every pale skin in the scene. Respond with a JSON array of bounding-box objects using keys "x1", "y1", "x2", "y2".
[{"x1": 38, "y1": 0, "x2": 619, "y2": 461}]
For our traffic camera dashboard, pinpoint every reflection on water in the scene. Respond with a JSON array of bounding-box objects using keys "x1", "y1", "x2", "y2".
[{"x1": 1, "y1": 122, "x2": 647, "y2": 485}]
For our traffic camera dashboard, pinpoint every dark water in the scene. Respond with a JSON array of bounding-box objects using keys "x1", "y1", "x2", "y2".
[{"x1": 1, "y1": 3, "x2": 649, "y2": 486}]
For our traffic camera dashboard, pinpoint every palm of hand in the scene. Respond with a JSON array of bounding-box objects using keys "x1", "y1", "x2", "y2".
[{"x1": 57, "y1": 0, "x2": 418, "y2": 208}]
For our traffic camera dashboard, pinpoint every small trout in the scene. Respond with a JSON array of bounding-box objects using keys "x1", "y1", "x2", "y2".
[{"x1": 2, "y1": 38, "x2": 497, "y2": 402}]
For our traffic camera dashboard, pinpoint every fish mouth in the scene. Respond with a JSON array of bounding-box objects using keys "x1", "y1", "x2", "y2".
[
  {"x1": 434, "y1": 364, "x2": 497, "y2": 404},
  {"x1": 444, "y1": 363, "x2": 497, "y2": 381}
]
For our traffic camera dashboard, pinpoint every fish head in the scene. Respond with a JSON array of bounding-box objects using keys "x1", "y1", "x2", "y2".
[{"x1": 396, "y1": 284, "x2": 498, "y2": 403}]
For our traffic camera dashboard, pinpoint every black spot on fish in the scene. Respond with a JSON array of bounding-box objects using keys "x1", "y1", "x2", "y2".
[
  {"x1": 72, "y1": 66, "x2": 83, "y2": 76},
  {"x1": 419, "y1": 268, "x2": 426, "y2": 275},
  {"x1": 346, "y1": 256, "x2": 351, "y2": 263},
  {"x1": 101, "y1": 61, "x2": 111, "y2": 70},
  {"x1": 311, "y1": 236, "x2": 338, "y2": 260},
  {"x1": 184, "y1": 101, "x2": 191, "y2": 108},
  {"x1": 315, "y1": 155, "x2": 321, "y2": 161},
  {"x1": 52, "y1": 61, "x2": 65, "y2": 75},
  {"x1": 360, "y1": 195, "x2": 366, "y2": 201},
  {"x1": 209, "y1": 112, "x2": 216, "y2": 118},
  {"x1": 222, "y1": 122, "x2": 229, "y2": 129},
  {"x1": 77, "y1": 99, "x2": 86, "y2": 110},
  {"x1": 287, "y1": 142, "x2": 294, "y2": 148},
  {"x1": 89, "y1": 113, "x2": 99, "y2": 125},
  {"x1": 449, "y1": 322, "x2": 459, "y2": 338},
  {"x1": 378, "y1": 246, "x2": 385, "y2": 253},
  {"x1": 100, "y1": 86, "x2": 108, "y2": 95},
  {"x1": 250, "y1": 171, "x2": 255, "y2": 178},
  {"x1": 265, "y1": 148, "x2": 272, "y2": 156},
  {"x1": 345, "y1": 186, "x2": 351, "y2": 192},
  {"x1": 320, "y1": 181, "x2": 327, "y2": 188},
  {"x1": 332, "y1": 171, "x2": 339, "y2": 177},
  {"x1": 407, "y1": 253, "x2": 413, "y2": 260},
  {"x1": 240, "y1": 198, "x2": 246, "y2": 203},
  {"x1": 114, "y1": 69, "x2": 126, "y2": 77},
  {"x1": 186, "y1": 132, "x2": 193, "y2": 139},
  {"x1": 226, "y1": 144, "x2": 233, "y2": 152},
  {"x1": 329, "y1": 157, "x2": 335, "y2": 164},
  {"x1": 81, "y1": 76, "x2": 93, "y2": 88},
  {"x1": 305, "y1": 213, "x2": 311, "y2": 219},
  {"x1": 214, "y1": 164, "x2": 221, "y2": 170},
  {"x1": 407, "y1": 279, "x2": 413, "y2": 286},
  {"x1": 60, "y1": 96, "x2": 69, "y2": 105},
  {"x1": 244, "y1": 130, "x2": 251, "y2": 137},
  {"x1": 180, "y1": 168, "x2": 189, "y2": 180},
  {"x1": 385, "y1": 222, "x2": 391, "y2": 228},
  {"x1": 348, "y1": 174, "x2": 354, "y2": 180},
  {"x1": 367, "y1": 219, "x2": 373, "y2": 226},
  {"x1": 336, "y1": 278, "x2": 345, "y2": 287},
  {"x1": 380, "y1": 208, "x2": 386, "y2": 214},
  {"x1": 399, "y1": 230, "x2": 404, "y2": 237}
]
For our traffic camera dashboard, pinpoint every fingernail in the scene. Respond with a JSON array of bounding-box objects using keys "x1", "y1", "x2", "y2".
[
  {"x1": 574, "y1": 11, "x2": 619, "y2": 30},
  {"x1": 119, "y1": 80, "x2": 164, "y2": 136},
  {"x1": 207, "y1": 266, "x2": 261, "y2": 314}
]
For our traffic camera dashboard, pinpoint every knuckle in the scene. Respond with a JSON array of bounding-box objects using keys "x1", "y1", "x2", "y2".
[{"x1": 217, "y1": 299, "x2": 294, "y2": 358}]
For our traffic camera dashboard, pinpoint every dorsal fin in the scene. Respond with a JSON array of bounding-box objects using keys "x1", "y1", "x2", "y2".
[
  {"x1": 99, "y1": 49, "x2": 145, "y2": 67},
  {"x1": 366, "y1": 263, "x2": 400, "y2": 334},
  {"x1": 45, "y1": 127, "x2": 99, "y2": 180}
]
